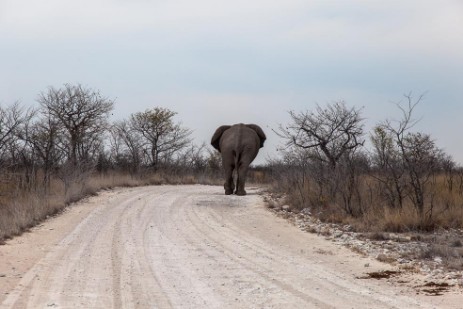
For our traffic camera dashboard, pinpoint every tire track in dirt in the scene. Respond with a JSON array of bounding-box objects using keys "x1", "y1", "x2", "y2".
[
  {"x1": 178, "y1": 192, "x2": 415, "y2": 309},
  {"x1": 184, "y1": 199, "x2": 336, "y2": 307},
  {"x1": 168, "y1": 194, "x2": 332, "y2": 308},
  {"x1": 2, "y1": 187, "x2": 171, "y2": 308},
  {"x1": 111, "y1": 190, "x2": 174, "y2": 309}
]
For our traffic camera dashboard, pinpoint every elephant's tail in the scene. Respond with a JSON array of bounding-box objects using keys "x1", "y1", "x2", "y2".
[{"x1": 234, "y1": 150, "x2": 240, "y2": 170}]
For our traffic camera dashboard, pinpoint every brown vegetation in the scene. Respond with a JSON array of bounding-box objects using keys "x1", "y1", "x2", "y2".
[
  {"x1": 267, "y1": 96, "x2": 463, "y2": 272},
  {"x1": 270, "y1": 96, "x2": 463, "y2": 232},
  {"x1": 0, "y1": 84, "x2": 223, "y2": 242},
  {"x1": 2, "y1": 83, "x2": 462, "y2": 278},
  {"x1": 0, "y1": 169, "x2": 224, "y2": 242}
]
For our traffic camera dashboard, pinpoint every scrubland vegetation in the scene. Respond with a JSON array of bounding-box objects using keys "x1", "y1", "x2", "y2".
[
  {"x1": 1, "y1": 84, "x2": 462, "y2": 249},
  {"x1": 269, "y1": 95, "x2": 463, "y2": 234},
  {"x1": 0, "y1": 84, "x2": 223, "y2": 242},
  {"x1": 266, "y1": 96, "x2": 463, "y2": 271}
]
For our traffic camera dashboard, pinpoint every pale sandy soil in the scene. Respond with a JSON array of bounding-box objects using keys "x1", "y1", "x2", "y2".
[{"x1": 0, "y1": 185, "x2": 461, "y2": 308}]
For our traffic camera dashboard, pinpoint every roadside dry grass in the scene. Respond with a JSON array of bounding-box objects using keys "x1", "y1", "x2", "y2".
[
  {"x1": 0, "y1": 170, "x2": 223, "y2": 243},
  {"x1": 263, "y1": 190, "x2": 463, "y2": 276},
  {"x1": 0, "y1": 187, "x2": 63, "y2": 244},
  {"x1": 269, "y1": 171, "x2": 463, "y2": 232}
]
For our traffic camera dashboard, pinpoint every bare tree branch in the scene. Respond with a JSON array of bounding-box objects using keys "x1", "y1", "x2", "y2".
[
  {"x1": 277, "y1": 101, "x2": 364, "y2": 168},
  {"x1": 38, "y1": 84, "x2": 114, "y2": 166}
]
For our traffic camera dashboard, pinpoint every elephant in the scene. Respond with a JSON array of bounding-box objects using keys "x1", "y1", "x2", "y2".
[{"x1": 211, "y1": 123, "x2": 266, "y2": 196}]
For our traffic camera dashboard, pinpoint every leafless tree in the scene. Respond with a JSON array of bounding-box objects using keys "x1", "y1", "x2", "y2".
[
  {"x1": 0, "y1": 102, "x2": 36, "y2": 195},
  {"x1": 274, "y1": 101, "x2": 367, "y2": 216},
  {"x1": 277, "y1": 101, "x2": 364, "y2": 169},
  {"x1": 370, "y1": 126, "x2": 407, "y2": 209},
  {"x1": 176, "y1": 143, "x2": 208, "y2": 171},
  {"x1": 25, "y1": 117, "x2": 65, "y2": 187},
  {"x1": 402, "y1": 132, "x2": 444, "y2": 217},
  {"x1": 38, "y1": 84, "x2": 114, "y2": 166},
  {"x1": 110, "y1": 120, "x2": 143, "y2": 173},
  {"x1": 0, "y1": 102, "x2": 35, "y2": 165},
  {"x1": 378, "y1": 94, "x2": 449, "y2": 218},
  {"x1": 129, "y1": 107, "x2": 192, "y2": 167},
  {"x1": 269, "y1": 147, "x2": 313, "y2": 209}
]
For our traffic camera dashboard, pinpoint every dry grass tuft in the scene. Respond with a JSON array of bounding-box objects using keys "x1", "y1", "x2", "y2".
[{"x1": 376, "y1": 254, "x2": 397, "y2": 263}]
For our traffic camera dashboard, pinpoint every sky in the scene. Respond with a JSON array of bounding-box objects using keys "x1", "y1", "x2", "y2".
[{"x1": 1, "y1": 0, "x2": 463, "y2": 164}]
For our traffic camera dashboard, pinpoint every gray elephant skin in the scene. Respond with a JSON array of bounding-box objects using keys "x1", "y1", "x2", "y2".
[{"x1": 211, "y1": 123, "x2": 266, "y2": 195}]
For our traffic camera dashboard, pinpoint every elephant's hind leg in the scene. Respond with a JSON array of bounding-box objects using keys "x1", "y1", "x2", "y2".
[
  {"x1": 224, "y1": 164, "x2": 235, "y2": 195},
  {"x1": 235, "y1": 163, "x2": 249, "y2": 196}
]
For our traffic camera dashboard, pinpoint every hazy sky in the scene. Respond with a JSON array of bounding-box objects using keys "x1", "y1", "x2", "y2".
[{"x1": 1, "y1": 0, "x2": 463, "y2": 164}]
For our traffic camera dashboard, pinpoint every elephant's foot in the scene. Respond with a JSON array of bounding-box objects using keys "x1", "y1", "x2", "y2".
[
  {"x1": 224, "y1": 181, "x2": 234, "y2": 195},
  {"x1": 235, "y1": 189, "x2": 247, "y2": 196}
]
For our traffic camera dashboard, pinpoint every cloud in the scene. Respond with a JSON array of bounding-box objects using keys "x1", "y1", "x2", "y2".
[
  {"x1": 1, "y1": 0, "x2": 463, "y2": 164},
  {"x1": 3, "y1": 0, "x2": 463, "y2": 64},
  {"x1": 1, "y1": 0, "x2": 306, "y2": 39},
  {"x1": 281, "y1": 1, "x2": 463, "y2": 58}
]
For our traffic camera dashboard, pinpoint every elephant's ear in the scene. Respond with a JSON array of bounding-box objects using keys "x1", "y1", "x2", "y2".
[
  {"x1": 211, "y1": 125, "x2": 231, "y2": 152},
  {"x1": 246, "y1": 124, "x2": 266, "y2": 148}
]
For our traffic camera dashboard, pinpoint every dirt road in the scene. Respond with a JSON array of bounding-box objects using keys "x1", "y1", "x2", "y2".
[{"x1": 0, "y1": 185, "x2": 459, "y2": 308}]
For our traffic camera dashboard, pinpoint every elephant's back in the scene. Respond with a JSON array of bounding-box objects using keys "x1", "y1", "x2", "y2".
[{"x1": 220, "y1": 124, "x2": 260, "y2": 153}]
